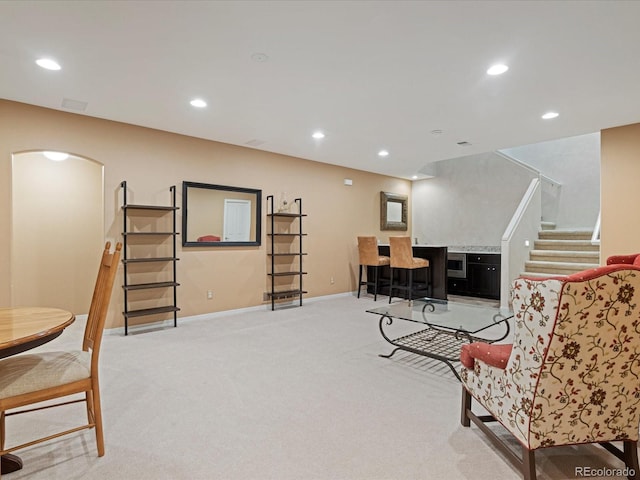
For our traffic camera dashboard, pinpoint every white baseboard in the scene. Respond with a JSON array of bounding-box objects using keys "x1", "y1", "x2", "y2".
[{"x1": 106, "y1": 291, "x2": 355, "y2": 335}]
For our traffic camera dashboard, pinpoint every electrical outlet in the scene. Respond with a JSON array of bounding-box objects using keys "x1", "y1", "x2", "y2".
[
  {"x1": 207, "y1": 290, "x2": 213, "y2": 299},
  {"x1": 330, "y1": 277, "x2": 335, "y2": 284}
]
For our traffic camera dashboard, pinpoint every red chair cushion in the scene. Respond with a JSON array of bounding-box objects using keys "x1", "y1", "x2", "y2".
[
  {"x1": 460, "y1": 342, "x2": 513, "y2": 370},
  {"x1": 197, "y1": 235, "x2": 221, "y2": 242}
]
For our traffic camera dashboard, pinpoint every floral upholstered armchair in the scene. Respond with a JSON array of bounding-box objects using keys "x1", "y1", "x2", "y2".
[{"x1": 460, "y1": 255, "x2": 640, "y2": 480}]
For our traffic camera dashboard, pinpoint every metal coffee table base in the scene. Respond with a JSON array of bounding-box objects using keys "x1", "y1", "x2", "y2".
[{"x1": 377, "y1": 313, "x2": 509, "y2": 381}]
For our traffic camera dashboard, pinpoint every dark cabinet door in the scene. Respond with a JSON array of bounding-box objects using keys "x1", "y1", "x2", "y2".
[
  {"x1": 467, "y1": 254, "x2": 500, "y2": 299},
  {"x1": 447, "y1": 278, "x2": 468, "y2": 295}
]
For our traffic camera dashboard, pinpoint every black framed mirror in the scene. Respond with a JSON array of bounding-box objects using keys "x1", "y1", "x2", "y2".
[
  {"x1": 182, "y1": 181, "x2": 262, "y2": 247},
  {"x1": 380, "y1": 191, "x2": 408, "y2": 231}
]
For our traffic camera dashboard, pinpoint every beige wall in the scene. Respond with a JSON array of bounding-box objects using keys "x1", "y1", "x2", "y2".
[
  {"x1": 601, "y1": 122, "x2": 640, "y2": 262},
  {"x1": 11, "y1": 152, "x2": 104, "y2": 313},
  {"x1": 0, "y1": 100, "x2": 410, "y2": 329}
]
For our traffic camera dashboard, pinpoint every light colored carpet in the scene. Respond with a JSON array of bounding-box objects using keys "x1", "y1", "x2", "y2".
[{"x1": 3, "y1": 294, "x2": 629, "y2": 479}]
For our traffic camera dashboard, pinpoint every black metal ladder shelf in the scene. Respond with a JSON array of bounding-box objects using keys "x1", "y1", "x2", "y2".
[
  {"x1": 266, "y1": 195, "x2": 307, "y2": 310},
  {"x1": 120, "y1": 181, "x2": 180, "y2": 335}
]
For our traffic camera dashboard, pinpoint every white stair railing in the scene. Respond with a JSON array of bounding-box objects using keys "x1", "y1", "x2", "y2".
[
  {"x1": 500, "y1": 178, "x2": 541, "y2": 311},
  {"x1": 591, "y1": 211, "x2": 601, "y2": 246}
]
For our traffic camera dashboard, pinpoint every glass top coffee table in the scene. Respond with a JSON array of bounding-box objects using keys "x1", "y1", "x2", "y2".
[{"x1": 367, "y1": 298, "x2": 512, "y2": 381}]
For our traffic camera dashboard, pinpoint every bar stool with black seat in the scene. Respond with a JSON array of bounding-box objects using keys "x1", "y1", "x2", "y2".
[
  {"x1": 357, "y1": 236, "x2": 390, "y2": 301},
  {"x1": 388, "y1": 236, "x2": 430, "y2": 303}
]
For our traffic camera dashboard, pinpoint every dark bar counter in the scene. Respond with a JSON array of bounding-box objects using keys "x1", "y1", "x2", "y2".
[{"x1": 370, "y1": 245, "x2": 448, "y2": 300}]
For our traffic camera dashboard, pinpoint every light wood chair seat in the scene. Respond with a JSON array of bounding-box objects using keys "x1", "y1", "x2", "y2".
[
  {"x1": 0, "y1": 351, "x2": 90, "y2": 398},
  {"x1": 357, "y1": 236, "x2": 390, "y2": 301},
  {"x1": 0, "y1": 241, "x2": 121, "y2": 469}
]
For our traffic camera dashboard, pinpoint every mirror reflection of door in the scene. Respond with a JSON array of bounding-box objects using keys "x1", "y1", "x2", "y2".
[
  {"x1": 387, "y1": 201, "x2": 403, "y2": 223},
  {"x1": 223, "y1": 199, "x2": 251, "y2": 241},
  {"x1": 11, "y1": 151, "x2": 104, "y2": 314}
]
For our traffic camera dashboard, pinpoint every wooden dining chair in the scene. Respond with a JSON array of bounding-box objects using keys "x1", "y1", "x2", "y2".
[{"x1": 0, "y1": 241, "x2": 121, "y2": 465}]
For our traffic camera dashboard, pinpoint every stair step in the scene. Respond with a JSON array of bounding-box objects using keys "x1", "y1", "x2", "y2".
[
  {"x1": 524, "y1": 227, "x2": 600, "y2": 278},
  {"x1": 538, "y1": 229, "x2": 593, "y2": 240},
  {"x1": 540, "y1": 221, "x2": 556, "y2": 231},
  {"x1": 520, "y1": 271, "x2": 567, "y2": 279},
  {"x1": 524, "y1": 260, "x2": 600, "y2": 275},
  {"x1": 534, "y1": 239, "x2": 599, "y2": 251},
  {"x1": 529, "y1": 250, "x2": 600, "y2": 263}
]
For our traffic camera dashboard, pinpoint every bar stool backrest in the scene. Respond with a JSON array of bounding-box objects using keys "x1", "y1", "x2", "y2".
[
  {"x1": 389, "y1": 236, "x2": 414, "y2": 268},
  {"x1": 358, "y1": 236, "x2": 381, "y2": 266}
]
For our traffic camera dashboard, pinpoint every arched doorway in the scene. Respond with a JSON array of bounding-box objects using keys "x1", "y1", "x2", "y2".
[{"x1": 11, "y1": 151, "x2": 104, "y2": 314}]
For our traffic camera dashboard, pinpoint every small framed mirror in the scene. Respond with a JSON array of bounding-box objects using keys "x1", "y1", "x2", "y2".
[
  {"x1": 182, "y1": 181, "x2": 262, "y2": 247},
  {"x1": 380, "y1": 191, "x2": 408, "y2": 231}
]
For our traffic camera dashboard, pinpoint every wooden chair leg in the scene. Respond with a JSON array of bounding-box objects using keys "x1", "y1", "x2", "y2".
[
  {"x1": 462, "y1": 384, "x2": 538, "y2": 480},
  {"x1": 357, "y1": 265, "x2": 363, "y2": 298},
  {"x1": 624, "y1": 441, "x2": 640, "y2": 480},
  {"x1": 522, "y1": 447, "x2": 536, "y2": 480},
  {"x1": 388, "y1": 267, "x2": 394, "y2": 303},
  {"x1": 408, "y1": 269, "x2": 413, "y2": 300},
  {"x1": 86, "y1": 390, "x2": 94, "y2": 424},
  {"x1": 461, "y1": 386, "x2": 471, "y2": 427},
  {"x1": 90, "y1": 381, "x2": 105, "y2": 457}
]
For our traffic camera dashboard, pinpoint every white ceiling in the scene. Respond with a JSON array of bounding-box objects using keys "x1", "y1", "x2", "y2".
[{"x1": 2, "y1": 0, "x2": 640, "y2": 179}]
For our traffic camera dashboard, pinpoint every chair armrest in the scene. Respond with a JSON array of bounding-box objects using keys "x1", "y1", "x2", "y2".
[
  {"x1": 607, "y1": 253, "x2": 640, "y2": 265},
  {"x1": 460, "y1": 342, "x2": 512, "y2": 369}
]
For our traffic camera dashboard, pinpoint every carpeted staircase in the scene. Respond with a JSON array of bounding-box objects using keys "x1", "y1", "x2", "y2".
[{"x1": 522, "y1": 224, "x2": 600, "y2": 277}]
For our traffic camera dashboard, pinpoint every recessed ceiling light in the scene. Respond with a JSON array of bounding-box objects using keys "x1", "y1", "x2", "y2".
[
  {"x1": 43, "y1": 151, "x2": 69, "y2": 161},
  {"x1": 542, "y1": 111, "x2": 559, "y2": 120},
  {"x1": 312, "y1": 131, "x2": 325, "y2": 139},
  {"x1": 430, "y1": 129, "x2": 443, "y2": 136},
  {"x1": 457, "y1": 141, "x2": 472, "y2": 147},
  {"x1": 36, "y1": 58, "x2": 61, "y2": 70},
  {"x1": 190, "y1": 99, "x2": 207, "y2": 108},
  {"x1": 378, "y1": 150, "x2": 389, "y2": 157},
  {"x1": 487, "y1": 64, "x2": 509, "y2": 75}
]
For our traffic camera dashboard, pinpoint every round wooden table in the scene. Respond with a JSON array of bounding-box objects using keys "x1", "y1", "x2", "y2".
[
  {"x1": 0, "y1": 306, "x2": 75, "y2": 473},
  {"x1": 0, "y1": 307, "x2": 75, "y2": 359}
]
